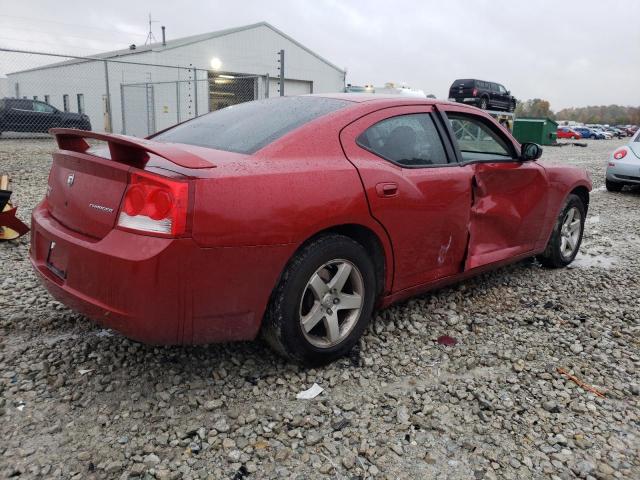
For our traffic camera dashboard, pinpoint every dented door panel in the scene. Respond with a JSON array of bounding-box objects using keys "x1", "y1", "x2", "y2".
[{"x1": 466, "y1": 161, "x2": 549, "y2": 269}]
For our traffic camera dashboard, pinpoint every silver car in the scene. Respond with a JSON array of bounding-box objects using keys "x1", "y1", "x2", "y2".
[{"x1": 606, "y1": 130, "x2": 640, "y2": 191}]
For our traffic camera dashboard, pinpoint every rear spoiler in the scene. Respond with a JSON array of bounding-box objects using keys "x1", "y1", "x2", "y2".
[{"x1": 49, "y1": 128, "x2": 215, "y2": 169}]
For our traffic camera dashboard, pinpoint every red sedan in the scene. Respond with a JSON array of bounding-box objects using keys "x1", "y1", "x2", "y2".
[
  {"x1": 31, "y1": 96, "x2": 591, "y2": 364},
  {"x1": 557, "y1": 127, "x2": 582, "y2": 139}
]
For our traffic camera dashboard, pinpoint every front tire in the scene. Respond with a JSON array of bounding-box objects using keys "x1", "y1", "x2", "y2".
[
  {"x1": 605, "y1": 179, "x2": 624, "y2": 192},
  {"x1": 262, "y1": 234, "x2": 376, "y2": 365},
  {"x1": 538, "y1": 194, "x2": 585, "y2": 268}
]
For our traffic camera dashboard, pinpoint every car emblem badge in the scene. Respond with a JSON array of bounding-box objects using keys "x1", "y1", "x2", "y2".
[{"x1": 67, "y1": 173, "x2": 75, "y2": 186}]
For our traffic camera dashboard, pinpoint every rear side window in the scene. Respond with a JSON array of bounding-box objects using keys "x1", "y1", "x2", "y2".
[
  {"x1": 357, "y1": 114, "x2": 448, "y2": 167},
  {"x1": 12, "y1": 99, "x2": 33, "y2": 111},
  {"x1": 154, "y1": 97, "x2": 351, "y2": 154}
]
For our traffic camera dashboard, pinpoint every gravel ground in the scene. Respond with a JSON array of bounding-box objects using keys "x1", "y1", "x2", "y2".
[{"x1": 0, "y1": 137, "x2": 638, "y2": 480}]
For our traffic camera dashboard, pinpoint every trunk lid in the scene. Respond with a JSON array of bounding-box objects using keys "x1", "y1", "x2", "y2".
[
  {"x1": 47, "y1": 152, "x2": 129, "y2": 239},
  {"x1": 46, "y1": 129, "x2": 215, "y2": 239}
]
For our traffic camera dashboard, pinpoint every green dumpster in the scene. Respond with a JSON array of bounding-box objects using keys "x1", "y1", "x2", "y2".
[{"x1": 512, "y1": 117, "x2": 558, "y2": 145}]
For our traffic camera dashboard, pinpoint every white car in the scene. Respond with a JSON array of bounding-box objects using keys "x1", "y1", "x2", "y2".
[
  {"x1": 606, "y1": 130, "x2": 640, "y2": 191},
  {"x1": 592, "y1": 128, "x2": 613, "y2": 140}
]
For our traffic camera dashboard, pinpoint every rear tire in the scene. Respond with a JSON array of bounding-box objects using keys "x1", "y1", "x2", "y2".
[
  {"x1": 479, "y1": 97, "x2": 488, "y2": 110},
  {"x1": 262, "y1": 234, "x2": 376, "y2": 365},
  {"x1": 538, "y1": 194, "x2": 585, "y2": 268},
  {"x1": 605, "y1": 179, "x2": 624, "y2": 192}
]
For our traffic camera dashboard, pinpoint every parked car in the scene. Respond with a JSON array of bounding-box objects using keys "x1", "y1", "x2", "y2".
[
  {"x1": 574, "y1": 127, "x2": 604, "y2": 139},
  {"x1": 592, "y1": 128, "x2": 613, "y2": 140},
  {"x1": 606, "y1": 129, "x2": 640, "y2": 191},
  {"x1": 615, "y1": 126, "x2": 635, "y2": 136},
  {"x1": 0, "y1": 98, "x2": 91, "y2": 134},
  {"x1": 448, "y1": 79, "x2": 516, "y2": 112},
  {"x1": 30, "y1": 95, "x2": 591, "y2": 364},
  {"x1": 605, "y1": 127, "x2": 625, "y2": 138},
  {"x1": 557, "y1": 127, "x2": 582, "y2": 139}
]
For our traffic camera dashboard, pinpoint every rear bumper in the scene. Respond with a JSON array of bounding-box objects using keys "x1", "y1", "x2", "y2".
[
  {"x1": 449, "y1": 97, "x2": 481, "y2": 105},
  {"x1": 606, "y1": 160, "x2": 640, "y2": 184},
  {"x1": 30, "y1": 202, "x2": 293, "y2": 344}
]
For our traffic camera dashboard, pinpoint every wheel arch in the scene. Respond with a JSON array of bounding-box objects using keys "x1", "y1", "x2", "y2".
[
  {"x1": 570, "y1": 185, "x2": 590, "y2": 213},
  {"x1": 277, "y1": 223, "x2": 391, "y2": 302}
]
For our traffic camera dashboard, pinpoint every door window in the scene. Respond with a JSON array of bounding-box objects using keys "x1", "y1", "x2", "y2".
[
  {"x1": 63, "y1": 94, "x2": 69, "y2": 112},
  {"x1": 498, "y1": 85, "x2": 507, "y2": 94},
  {"x1": 33, "y1": 102, "x2": 55, "y2": 113},
  {"x1": 357, "y1": 114, "x2": 449, "y2": 167},
  {"x1": 447, "y1": 114, "x2": 514, "y2": 162}
]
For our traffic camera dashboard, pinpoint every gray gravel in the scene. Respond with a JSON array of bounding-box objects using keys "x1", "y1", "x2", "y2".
[{"x1": 1, "y1": 137, "x2": 639, "y2": 480}]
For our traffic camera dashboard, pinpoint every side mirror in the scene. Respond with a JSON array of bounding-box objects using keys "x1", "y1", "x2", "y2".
[
  {"x1": 506, "y1": 90, "x2": 511, "y2": 95},
  {"x1": 521, "y1": 142, "x2": 543, "y2": 161}
]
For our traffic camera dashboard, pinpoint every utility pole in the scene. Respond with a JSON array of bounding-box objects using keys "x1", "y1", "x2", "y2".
[{"x1": 277, "y1": 49, "x2": 285, "y2": 96}]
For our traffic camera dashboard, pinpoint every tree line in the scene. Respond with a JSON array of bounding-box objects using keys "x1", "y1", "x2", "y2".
[{"x1": 514, "y1": 99, "x2": 639, "y2": 125}]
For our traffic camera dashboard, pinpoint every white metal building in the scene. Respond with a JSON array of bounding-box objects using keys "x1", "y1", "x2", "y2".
[{"x1": 7, "y1": 22, "x2": 346, "y2": 136}]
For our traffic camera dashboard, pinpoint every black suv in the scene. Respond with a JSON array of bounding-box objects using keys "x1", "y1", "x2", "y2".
[
  {"x1": 448, "y1": 79, "x2": 516, "y2": 112},
  {"x1": 0, "y1": 98, "x2": 91, "y2": 135}
]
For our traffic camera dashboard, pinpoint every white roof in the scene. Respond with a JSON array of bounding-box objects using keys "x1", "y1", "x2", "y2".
[{"x1": 9, "y1": 22, "x2": 345, "y2": 75}]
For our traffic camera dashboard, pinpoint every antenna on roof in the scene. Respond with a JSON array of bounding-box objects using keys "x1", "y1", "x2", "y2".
[{"x1": 144, "y1": 13, "x2": 159, "y2": 45}]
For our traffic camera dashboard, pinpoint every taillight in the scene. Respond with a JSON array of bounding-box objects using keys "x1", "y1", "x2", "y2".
[
  {"x1": 472, "y1": 88, "x2": 478, "y2": 97},
  {"x1": 117, "y1": 171, "x2": 189, "y2": 237},
  {"x1": 613, "y1": 149, "x2": 627, "y2": 160}
]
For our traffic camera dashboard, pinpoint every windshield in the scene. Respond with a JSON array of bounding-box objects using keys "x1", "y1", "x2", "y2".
[{"x1": 153, "y1": 96, "x2": 351, "y2": 154}]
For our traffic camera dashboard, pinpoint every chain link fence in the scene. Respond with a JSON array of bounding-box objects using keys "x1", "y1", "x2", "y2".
[
  {"x1": 0, "y1": 48, "x2": 270, "y2": 138},
  {"x1": 120, "y1": 73, "x2": 266, "y2": 137}
]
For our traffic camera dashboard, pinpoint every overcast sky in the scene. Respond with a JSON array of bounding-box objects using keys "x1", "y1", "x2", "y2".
[{"x1": 0, "y1": 0, "x2": 638, "y2": 109}]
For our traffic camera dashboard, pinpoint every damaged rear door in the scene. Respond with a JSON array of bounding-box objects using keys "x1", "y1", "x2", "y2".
[
  {"x1": 340, "y1": 105, "x2": 474, "y2": 292},
  {"x1": 439, "y1": 106, "x2": 549, "y2": 270}
]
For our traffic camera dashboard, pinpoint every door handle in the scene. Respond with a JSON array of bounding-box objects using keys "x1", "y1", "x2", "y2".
[{"x1": 376, "y1": 182, "x2": 398, "y2": 197}]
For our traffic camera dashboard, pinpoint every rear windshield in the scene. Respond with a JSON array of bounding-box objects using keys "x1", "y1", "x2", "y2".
[
  {"x1": 153, "y1": 96, "x2": 351, "y2": 154},
  {"x1": 451, "y1": 79, "x2": 474, "y2": 87}
]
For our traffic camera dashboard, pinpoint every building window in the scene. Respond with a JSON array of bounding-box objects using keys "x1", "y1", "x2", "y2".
[
  {"x1": 33, "y1": 95, "x2": 38, "y2": 100},
  {"x1": 44, "y1": 95, "x2": 50, "y2": 104},
  {"x1": 63, "y1": 94, "x2": 69, "y2": 112},
  {"x1": 77, "y1": 94, "x2": 85, "y2": 114}
]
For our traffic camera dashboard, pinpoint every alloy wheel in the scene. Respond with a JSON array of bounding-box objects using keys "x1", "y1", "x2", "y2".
[
  {"x1": 560, "y1": 207, "x2": 581, "y2": 259},
  {"x1": 299, "y1": 259, "x2": 364, "y2": 349}
]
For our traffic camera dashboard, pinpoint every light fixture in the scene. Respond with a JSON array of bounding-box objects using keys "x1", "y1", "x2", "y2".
[{"x1": 210, "y1": 57, "x2": 222, "y2": 70}]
